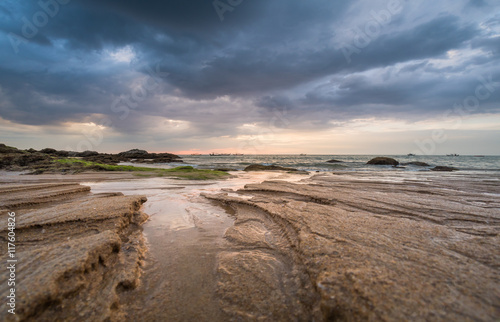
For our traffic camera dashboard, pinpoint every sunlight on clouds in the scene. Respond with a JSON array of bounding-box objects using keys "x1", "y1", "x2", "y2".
[
  {"x1": 136, "y1": 117, "x2": 191, "y2": 136},
  {"x1": 427, "y1": 48, "x2": 486, "y2": 70},
  {"x1": 64, "y1": 121, "x2": 108, "y2": 131},
  {"x1": 332, "y1": 115, "x2": 500, "y2": 133},
  {"x1": 446, "y1": 50, "x2": 459, "y2": 59},
  {"x1": 107, "y1": 45, "x2": 135, "y2": 63},
  {"x1": 428, "y1": 113, "x2": 500, "y2": 131},
  {"x1": 481, "y1": 19, "x2": 500, "y2": 36},
  {"x1": 163, "y1": 119, "x2": 189, "y2": 129}
]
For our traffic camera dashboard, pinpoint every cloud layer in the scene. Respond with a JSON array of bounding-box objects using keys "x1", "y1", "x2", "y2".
[{"x1": 1, "y1": 0, "x2": 499, "y2": 153}]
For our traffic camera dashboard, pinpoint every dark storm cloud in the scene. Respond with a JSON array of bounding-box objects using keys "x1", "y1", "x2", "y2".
[
  {"x1": 0, "y1": 66, "x2": 129, "y2": 125},
  {"x1": 306, "y1": 73, "x2": 498, "y2": 109},
  {"x1": 0, "y1": 0, "x2": 499, "y2": 136},
  {"x1": 172, "y1": 15, "x2": 480, "y2": 98}
]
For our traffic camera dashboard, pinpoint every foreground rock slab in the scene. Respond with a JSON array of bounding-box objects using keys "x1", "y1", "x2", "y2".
[
  {"x1": 0, "y1": 183, "x2": 148, "y2": 321},
  {"x1": 204, "y1": 172, "x2": 500, "y2": 321}
]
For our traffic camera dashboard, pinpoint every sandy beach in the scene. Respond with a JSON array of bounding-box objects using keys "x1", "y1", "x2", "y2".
[{"x1": 0, "y1": 169, "x2": 499, "y2": 321}]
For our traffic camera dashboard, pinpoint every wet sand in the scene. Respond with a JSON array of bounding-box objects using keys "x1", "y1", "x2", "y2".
[{"x1": 1, "y1": 170, "x2": 499, "y2": 321}]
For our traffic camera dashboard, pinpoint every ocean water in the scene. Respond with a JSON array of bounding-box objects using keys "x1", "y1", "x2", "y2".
[{"x1": 150, "y1": 154, "x2": 500, "y2": 173}]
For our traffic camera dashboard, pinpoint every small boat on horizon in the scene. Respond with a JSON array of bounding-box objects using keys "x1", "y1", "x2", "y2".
[
  {"x1": 446, "y1": 154, "x2": 459, "y2": 157},
  {"x1": 407, "y1": 153, "x2": 416, "y2": 156}
]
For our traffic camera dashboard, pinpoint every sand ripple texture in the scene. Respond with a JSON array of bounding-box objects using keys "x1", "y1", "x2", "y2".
[
  {"x1": 204, "y1": 172, "x2": 500, "y2": 321},
  {"x1": 0, "y1": 183, "x2": 148, "y2": 321}
]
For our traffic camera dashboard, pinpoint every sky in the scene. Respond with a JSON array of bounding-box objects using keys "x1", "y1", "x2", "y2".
[{"x1": 0, "y1": 0, "x2": 499, "y2": 155}]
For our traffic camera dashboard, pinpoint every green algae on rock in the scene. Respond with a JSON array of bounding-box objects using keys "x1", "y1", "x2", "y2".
[{"x1": 55, "y1": 159, "x2": 230, "y2": 180}]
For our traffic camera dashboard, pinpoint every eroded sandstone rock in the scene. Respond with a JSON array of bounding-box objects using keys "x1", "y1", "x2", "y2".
[
  {"x1": 204, "y1": 173, "x2": 500, "y2": 320},
  {"x1": 0, "y1": 183, "x2": 149, "y2": 321}
]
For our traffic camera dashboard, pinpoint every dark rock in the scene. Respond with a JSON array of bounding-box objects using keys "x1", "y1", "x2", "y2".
[
  {"x1": 154, "y1": 153, "x2": 182, "y2": 160},
  {"x1": 402, "y1": 161, "x2": 430, "y2": 167},
  {"x1": 133, "y1": 157, "x2": 183, "y2": 164},
  {"x1": 40, "y1": 148, "x2": 58, "y2": 154},
  {"x1": 83, "y1": 154, "x2": 121, "y2": 165},
  {"x1": 116, "y1": 149, "x2": 181, "y2": 163},
  {"x1": 0, "y1": 153, "x2": 52, "y2": 169},
  {"x1": 367, "y1": 157, "x2": 399, "y2": 166},
  {"x1": 38, "y1": 148, "x2": 72, "y2": 157},
  {"x1": 0, "y1": 144, "x2": 183, "y2": 173},
  {"x1": 0, "y1": 144, "x2": 24, "y2": 154},
  {"x1": 55, "y1": 150, "x2": 70, "y2": 157},
  {"x1": 76, "y1": 150, "x2": 99, "y2": 157},
  {"x1": 326, "y1": 159, "x2": 343, "y2": 163},
  {"x1": 118, "y1": 149, "x2": 149, "y2": 158},
  {"x1": 244, "y1": 164, "x2": 299, "y2": 172},
  {"x1": 431, "y1": 166, "x2": 458, "y2": 172},
  {"x1": 16, "y1": 154, "x2": 51, "y2": 167}
]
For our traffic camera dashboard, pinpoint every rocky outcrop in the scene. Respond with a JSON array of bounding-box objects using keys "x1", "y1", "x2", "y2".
[
  {"x1": 82, "y1": 153, "x2": 122, "y2": 164},
  {"x1": 0, "y1": 144, "x2": 24, "y2": 154},
  {"x1": 431, "y1": 166, "x2": 458, "y2": 171},
  {"x1": 0, "y1": 183, "x2": 149, "y2": 321},
  {"x1": 243, "y1": 164, "x2": 300, "y2": 172},
  {"x1": 0, "y1": 144, "x2": 183, "y2": 173},
  {"x1": 367, "y1": 157, "x2": 399, "y2": 166},
  {"x1": 113, "y1": 149, "x2": 182, "y2": 164},
  {"x1": 204, "y1": 172, "x2": 500, "y2": 320},
  {"x1": 82, "y1": 149, "x2": 182, "y2": 164},
  {"x1": 76, "y1": 150, "x2": 99, "y2": 157},
  {"x1": 326, "y1": 159, "x2": 343, "y2": 163},
  {"x1": 0, "y1": 152, "x2": 52, "y2": 169},
  {"x1": 117, "y1": 149, "x2": 149, "y2": 158},
  {"x1": 39, "y1": 148, "x2": 58, "y2": 154}
]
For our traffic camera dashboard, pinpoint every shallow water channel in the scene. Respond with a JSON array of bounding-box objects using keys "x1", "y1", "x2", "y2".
[{"x1": 84, "y1": 171, "x2": 308, "y2": 320}]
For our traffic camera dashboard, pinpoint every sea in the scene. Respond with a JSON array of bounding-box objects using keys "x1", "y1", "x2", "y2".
[{"x1": 135, "y1": 155, "x2": 500, "y2": 173}]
